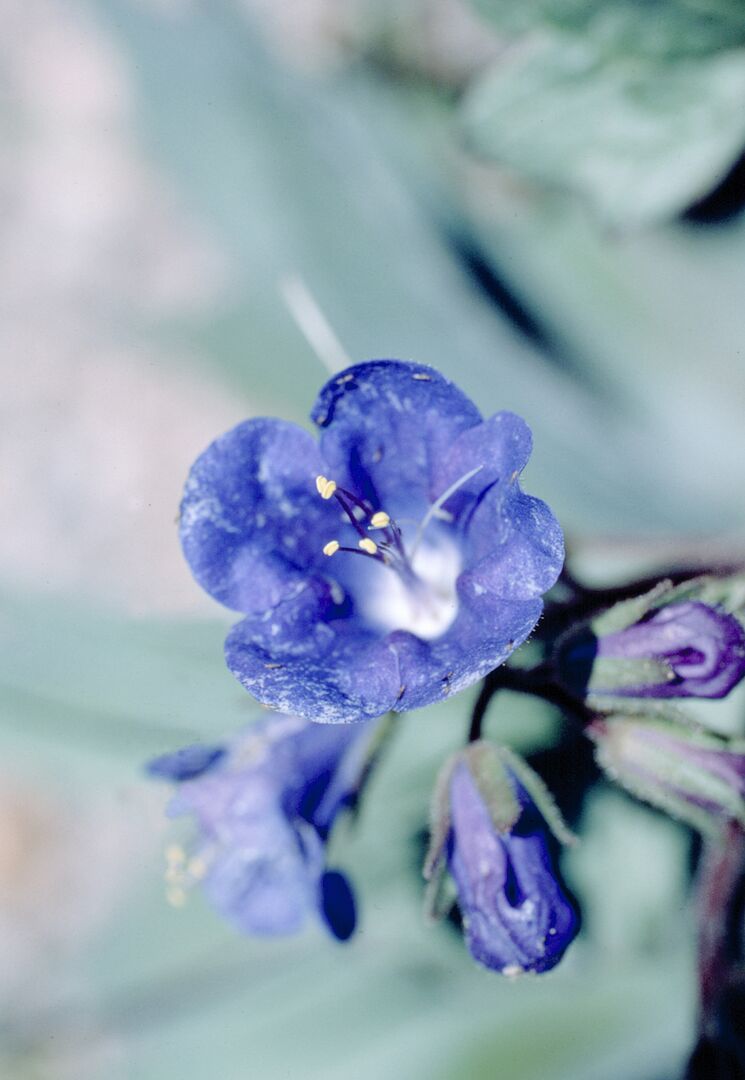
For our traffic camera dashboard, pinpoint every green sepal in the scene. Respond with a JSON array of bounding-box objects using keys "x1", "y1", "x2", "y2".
[
  {"x1": 423, "y1": 750, "x2": 459, "y2": 884},
  {"x1": 423, "y1": 863, "x2": 459, "y2": 924},
  {"x1": 463, "y1": 741, "x2": 522, "y2": 835},
  {"x1": 590, "y1": 581, "x2": 673, "y2": 637},
  {"x1": 660, "y1": 571, "x2": 745, "y2": 623},
  {"x1": 585, "y1": 656, "x2": 674, "y2": 694},
  {"x1": 422, "y1": 741, "x2": 520, "y2": 912},
  {"x1": 586, "y1": 694, "x2": 698, "y2": 727},
  {"x1": 496, "y1": 746, "x2": 577, "y2": 847}
]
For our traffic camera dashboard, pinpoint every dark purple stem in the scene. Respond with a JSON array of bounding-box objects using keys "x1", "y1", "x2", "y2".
[
  {"x1": 696, "y1": 821, "x2": 745, "y2": 1035},
  {"x1": 468, "y1": 662, "x2": 594, "y2": 743}
]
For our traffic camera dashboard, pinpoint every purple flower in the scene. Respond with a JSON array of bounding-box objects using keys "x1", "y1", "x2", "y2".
[
  {"x1": 590, "y1": 717, "x2": 745, "y2": 833},
  {"x1": 147, "y1": 714, "x2": 379, "y2": 939},
  {"x1": 180, "y1": 360, "x2": 563, "y2": 723},
  {"x1": 559, "y1": 601, "x2": 745, "y2": 700},
  {"x1": 426, "y1": 747, "x2": 577, "y2": 974}
]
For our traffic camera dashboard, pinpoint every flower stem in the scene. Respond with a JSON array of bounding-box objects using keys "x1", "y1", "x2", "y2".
[{"x1": 468, "y1": 662, "x2": 593, "y2": 743}]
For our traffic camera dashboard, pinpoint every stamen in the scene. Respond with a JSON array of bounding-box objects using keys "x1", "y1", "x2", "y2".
[
  {"x1": 370, "y1": 511, "x2": 390, "y2": 529},
  {"x1": 334, "y1": 485, "x2": 372, "y2": 516},
  {"x1": 410, "y1": 465, "x2": 484, "y2": 559},
  {"x1": 187, "y1": 856, "x2": 207, "y2": 880},
  {"x1": 323, "y1": 540, "x2": 340, "y2": 557},
  {"x1": 315, "y1": 475, "x2": 337, "y2": 500},
  {"x1": 336, "y1": 544, "x2": 385, "y2": 563},
  {"x1": 358, "y1": 538, "x2": 378, "y2": 555},
  {"x1": 332, "y1": 490, "x2": 368, "y2": 539}
]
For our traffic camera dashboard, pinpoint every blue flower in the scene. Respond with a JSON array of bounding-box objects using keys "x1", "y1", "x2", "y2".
[
  {"x1": 147, "y1": 714, "x2": 378, "y2": 939},
  {"x1": 425, "y1": 745, "x2": 577, "y2": 974},
  {"x1": 447, "y1": 761, "x2": 577, "y2": 974},
  {"x1": 180, "y1": 360, "x2": 563, "y2": 723}
]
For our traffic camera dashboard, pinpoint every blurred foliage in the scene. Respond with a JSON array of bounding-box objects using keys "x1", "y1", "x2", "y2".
[
  {"x1": 463, "y1": 35, "x2": 745, "y2": 227},
  {"x1": 471, "y1": 0, "x2": 745, "y2": 57},
  {"x1": 465, "y1": 0, "x2": 745, "y2": 224}
]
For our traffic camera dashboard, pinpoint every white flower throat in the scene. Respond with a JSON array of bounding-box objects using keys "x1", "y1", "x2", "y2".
[{"x1": 315, "y1": 470, "x2": 478, "y2": 640}]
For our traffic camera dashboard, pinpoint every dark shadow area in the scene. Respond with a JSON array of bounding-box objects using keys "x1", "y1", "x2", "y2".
[
  {"x1": 552, "y1": 624, "x2": 598, "y2": 700},
  {"x1": 683, "y1": 147, "x2": 745, "y2": 225},
  {"x1": 443, "y1": 229, "x2": 605, "y2": 393},
  {"x1": 447, "y1": 232, "x2": 551, "y2": 346}
]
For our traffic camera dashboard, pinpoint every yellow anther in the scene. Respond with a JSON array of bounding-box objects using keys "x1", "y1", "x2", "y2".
[
  {"x1": 187, "y1": 856, "x2": 207, "y2": 881},
  {"x1": 323, "y1": 540, "x2": 340, "y2": 557},
  {"x1": 358, "y1": 538, "x2": 378, "y2": 555},
  {"x1": 166, "y1": 886, "x2": 187, "y2": 908},
  {"x1": 165, "y1": 844, "x2": 185, "y2": 865},
  {"x1": 370, "y1": 511, "x2": 390, "y2": 529},
  {"x1": 315, "y1": 475, "x2": 337, "y2": 500}
]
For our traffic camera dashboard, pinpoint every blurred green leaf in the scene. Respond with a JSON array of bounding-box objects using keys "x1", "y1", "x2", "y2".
[
  {"x1": 470, "y1": 0, "x2": 745, "y2": 58},
  {"x1": 463, "y1": 33, "x2": 745, "y2": 226}
]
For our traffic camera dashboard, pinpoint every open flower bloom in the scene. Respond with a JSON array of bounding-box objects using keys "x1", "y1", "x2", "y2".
[
  {"x1": 425, "y1": 744, "x2": 577, "y2": 974},
  {"x1": 180, "y1": 360, "x2": 563, "y2": 723},
  {"x1": 147, "y1": 714, "x2": 378, "y2": 939}
]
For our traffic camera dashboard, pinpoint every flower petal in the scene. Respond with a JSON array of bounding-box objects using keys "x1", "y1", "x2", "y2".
[
  {"x1": 180, "y1": 418, "x2": 336, "y2": 613},
  {"x1": 203, "y1": 813, "x2": 320, "y2": 936},
  {"x1": 463, "y1": 491, "x2": 565, "y2": 600},
  {"x1": 237, "y1": 712, "x2": 370, "y2": 829},
  {"x1": 448, "y1": 764, "x2": 576, "y2": 974},
  {"x1": 390, "y1": 597, "x2": 543, "y2": 711},
  {"x1": 319, "y1": 869, "x2": 357, "y2": 941},
  {"x1": 311, "y1": 360, "x2": 481, "y2": 519},
  {"x1": 146, "y1": 744, "x2": 226, "y2": 782},
  {"x1": 432, "y1": 411, "x2": 534, "y2": 524},
  {"x1": 225, "y1": 598, "x2": 401, "y2": 724}
]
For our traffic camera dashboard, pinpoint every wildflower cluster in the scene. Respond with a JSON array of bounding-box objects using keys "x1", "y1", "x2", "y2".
[{"x1": 149, "y1": 360, "x2": 745, "y2": 982}]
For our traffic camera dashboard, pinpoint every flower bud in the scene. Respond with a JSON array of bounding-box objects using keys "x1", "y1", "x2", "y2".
[
  {"x1": 557, "y1": 600, "x2": 745, "y2": 701},
  {"x1": 424, "y1": 742, "x2": 577, "y2": 975},
  {"x1": 589, "y1": 716, "x2": 745, "y2": 834}
]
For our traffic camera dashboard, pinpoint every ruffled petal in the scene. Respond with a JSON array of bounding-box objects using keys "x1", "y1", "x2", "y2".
[
  {"x1": 311, "y1": 360, "x2": 481, "y2": 520},
  {"x1": 390, "y1": 596, "x2": 542, "y2": 712},
  {"x1": 225, "y1": 605, "x2": 401, "y2": 724},
  {"x1": 432, "y1": 411, "x2": 534, "y2": 526},
  {"x1": 235, "y1": 712, "x2": 369, "y2": 828},
  {"x1": 180, "y1": 418, "x2": 337, "y2": 613},
  {"x1": 463, "y1": 490, "x2": 565, "y2": 600},
  {"x1": 203, "y1": 813, "x2": 321, "y2": 936}
]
